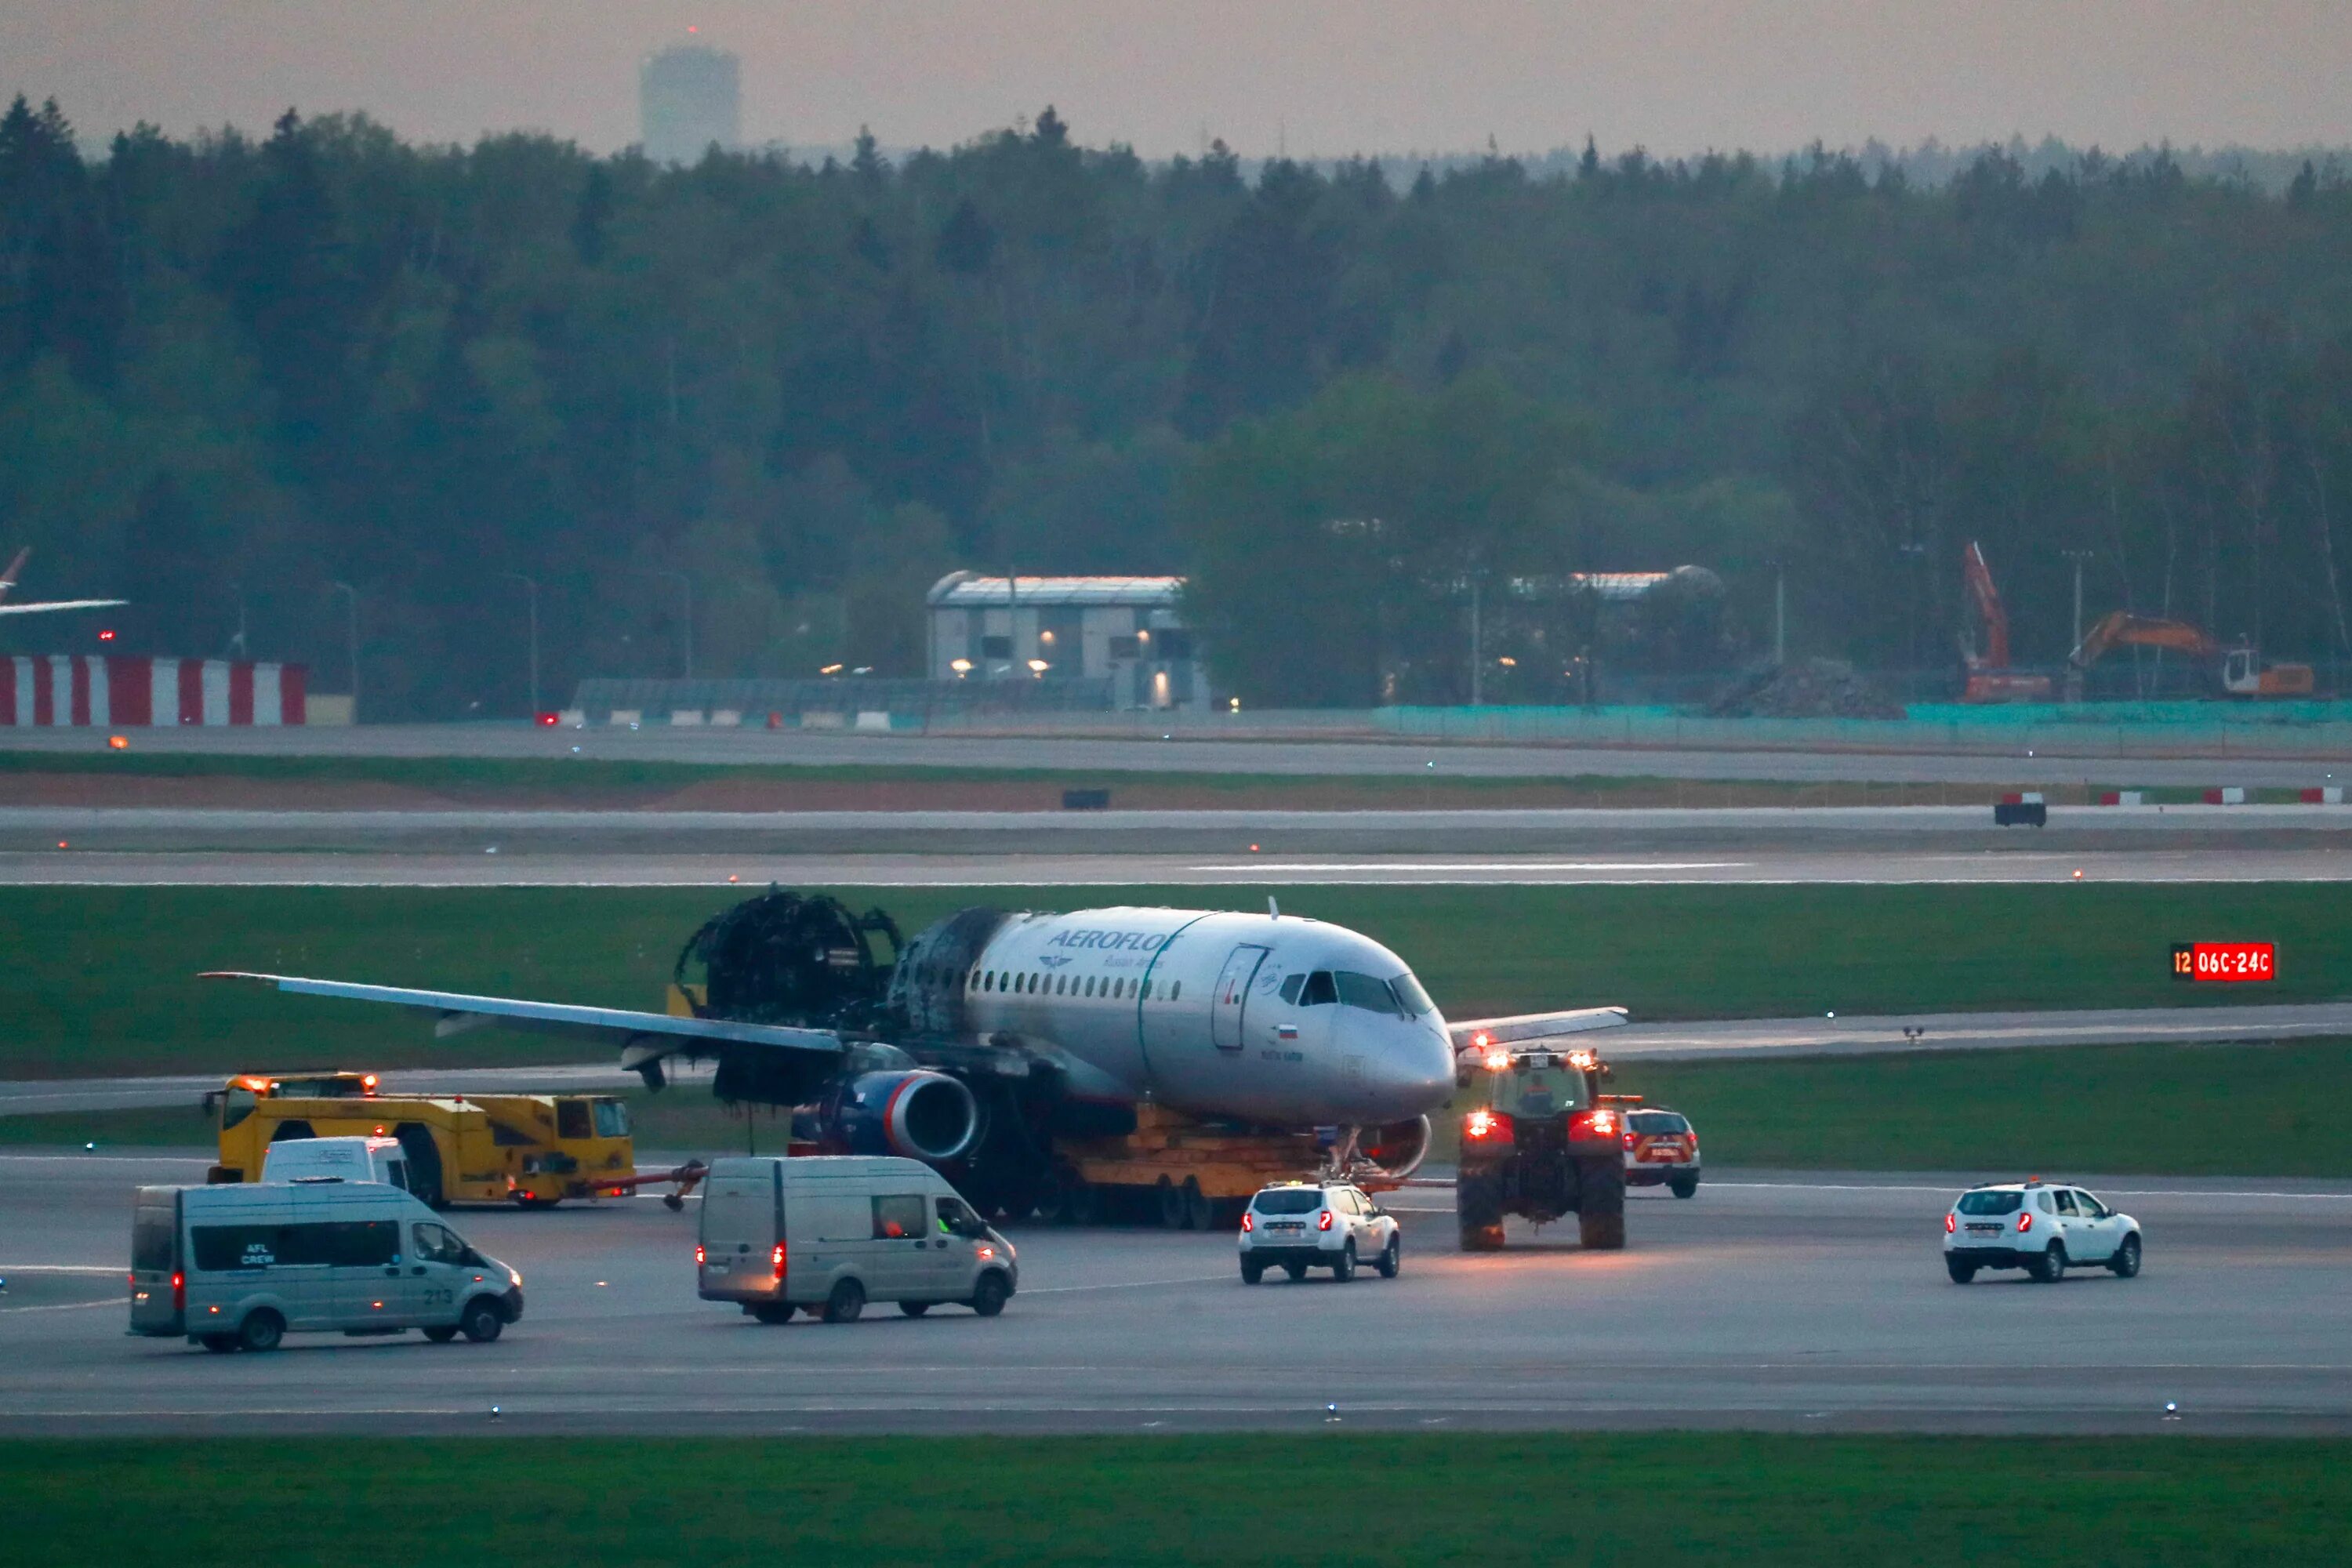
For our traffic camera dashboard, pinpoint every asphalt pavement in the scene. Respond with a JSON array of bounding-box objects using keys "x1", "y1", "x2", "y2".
[
  {"x1": 5, "y1": 721, "x2": 2348, "y2": 786},
  {"x1": 4, "y1": 1150, "x2": 2347, "y2": 1435},
  {"x1": 6, "y1": 802, "x2": 2350, "y2": 861}
]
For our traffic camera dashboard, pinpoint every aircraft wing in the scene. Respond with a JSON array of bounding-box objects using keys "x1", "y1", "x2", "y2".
[
  {"x1": 1449, "y1": 1007, "x2": 1629, "y2": 1054},
  {"x1": 0, "y1": 597, "x2": 128, "y2": 615},
  {"x1": 201, "y1": 972, "x2": 847, "y2": 1069}
]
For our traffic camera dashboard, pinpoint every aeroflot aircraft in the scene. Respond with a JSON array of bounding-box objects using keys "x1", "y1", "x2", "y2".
[{"x1": 213, "y1": 895, "x2": 1624, "y2": 1214}]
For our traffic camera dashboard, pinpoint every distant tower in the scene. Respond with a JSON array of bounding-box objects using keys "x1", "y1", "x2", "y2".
[{"x1": 640, "y1": 43, "x2": 740, "y2": 165}]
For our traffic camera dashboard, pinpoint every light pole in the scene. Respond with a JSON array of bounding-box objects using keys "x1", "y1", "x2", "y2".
[
  {"x1": 2061, "y1": 550, "x2": 2095, "y2": 655},
  {"x1": 2062, "y1": 549, "x2": 2096, "y2": 703},
  {"x1": 655, "y1": 571, "x2": 693, "y2": 680},
  {"x1": 329, "y1": 581, "x2": 358, "y2": 722},
  {"x1": 1898, "y1": 541, "x2": 1928, "y2": 677},
  {"x1": 503, "y1": 572, "x2": 540, "y2": 716}
]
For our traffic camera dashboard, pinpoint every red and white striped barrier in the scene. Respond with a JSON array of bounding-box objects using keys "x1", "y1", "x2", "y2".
[{"x1": 2, "y1": 657, "x2": 307, "y2": 726}]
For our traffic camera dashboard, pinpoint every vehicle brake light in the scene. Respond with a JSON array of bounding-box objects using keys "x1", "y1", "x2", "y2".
[
  {"x1": 771, "y1": 1243, "x2": 787, "y2": 1279},
  {"x1": 171, "y1": 1271, "x2": 185, "y2": 1311},
  {"x1": 362, "y1": 1074, "x2": 379, "y2": 1093},
  {"x1": 1317, "y1": 1210, "x2": 1334, "y2": 1232},
  {"x1": 1240, "y1": 1212, "x2": 1254, "y2": 1232},
  {"x1": 1622, "y1": 1131, "x2": 1635, "y2": 1149},
  {"x1": 1590, "y1": 1109, "x2": 1614, "y2": 1136},
  {"x1": 1483, "y1": 1047, "x2": 1510, "y2": 1073},
  {"x1": 1465, "y1": 1109, "x2": 1496, "y2": 1138},
  {"x1": 695, "y1": 1244, "x2": 706, "y2": 1265},
  {"x1": 1944, "y1": 1213, "x2": 1957, "y2": 1234},
  {"x1": 2017, "y1": 1212, "x2": 2034, "y2": 1233}
]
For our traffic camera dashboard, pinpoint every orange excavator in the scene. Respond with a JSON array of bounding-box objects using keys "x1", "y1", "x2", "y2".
[
  {"x1": 2067, "y1": 612, "x2": 2315, "y2": 699},
  {"x1": 1959, "y1": 542, "x2": 2053, "y2": 702}
]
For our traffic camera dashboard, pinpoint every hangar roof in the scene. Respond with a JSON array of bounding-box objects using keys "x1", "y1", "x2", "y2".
[{"x1": 927, "y1": 572, "x2": 1186, "y2": 608}]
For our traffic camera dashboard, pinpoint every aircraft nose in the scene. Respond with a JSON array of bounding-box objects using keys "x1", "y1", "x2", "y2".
[{"x1": 1367, "y1": 1022, "x2": 1457, "y2": 1115}]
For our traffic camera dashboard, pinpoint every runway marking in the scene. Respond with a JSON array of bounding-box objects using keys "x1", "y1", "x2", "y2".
[
  {"x1": 0, "y1": 1298, "x2": 117, "y2": 1316},
  {"x1": 1709, "y1": 1181, "x2": 2352, "y2": 1202},
  {"x1": 1023, "y1": 1273, "x2": 1234, "y2": 1294},
  {"x1": 1192, "y1": 862, "x2": 1748, "y2": 873},
  {"x1": 0, "y1": 1154, "x2": 210, "y2": 1165},
  {"x1": 0, "y1": 1265, "x2": 122, "y2": 1274}
]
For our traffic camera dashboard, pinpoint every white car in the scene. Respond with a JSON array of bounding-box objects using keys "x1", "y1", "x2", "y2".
[
  {"x1": 1944, "y1": 1180, "x2": 2143, "y2": 1283},
  {"x1": 1239, "y1": 1181, "x2": 1401, "y2": 1283}
]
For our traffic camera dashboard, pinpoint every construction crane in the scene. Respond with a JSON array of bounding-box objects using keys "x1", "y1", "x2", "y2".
[
  {"x1": 1959, "y1": 542, "x2": 2053, "y2": 702},
  {"x1": 2068, "y1": 610, "x2": 2316, "y2": 699}
]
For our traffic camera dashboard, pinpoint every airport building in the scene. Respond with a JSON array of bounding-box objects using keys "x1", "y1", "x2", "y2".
[
  {"x1": 925, "y1": 573, "x2": 1211, "y2": 712},
  {"x1": 640, "y1": 43, "x2": 741, "y2": 165}
]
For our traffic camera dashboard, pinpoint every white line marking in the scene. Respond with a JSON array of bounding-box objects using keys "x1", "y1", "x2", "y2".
[
  {"x1": 1190, "y1": 862, "x2": 1749, "y2": 873},
  {"x1": 1022, "y1": 1274, "x2": 1234, "y2": 1294},
  {"x1": 0, "y1": 1298, "x2": 117, "y2": 1316},
  {"x1": 1707, "y1": 1180, "x2": 2352, "y2": 1201},
  {"x1": 0, "y1": 1155, "x2": 210, "y2": 1165},
  {"x1": 0, "y1": 1265, "x2": 122, "y2": 1274}
]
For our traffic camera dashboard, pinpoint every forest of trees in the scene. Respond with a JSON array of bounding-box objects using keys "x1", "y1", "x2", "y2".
[{"x1": 4, "y1": 94, "x2": 2352, "y2": 713}]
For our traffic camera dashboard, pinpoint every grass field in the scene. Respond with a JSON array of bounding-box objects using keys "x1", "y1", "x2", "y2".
[
  {"x1": 0, "y1": 882, "x2": 2341, "y2": 1079},
  {"x1": 17, "y1": 1036, "x2": 2352, "y2": 1181},
  {"x1": 2, "y1": 1433, "x2": 2343, "y2": 1566}
]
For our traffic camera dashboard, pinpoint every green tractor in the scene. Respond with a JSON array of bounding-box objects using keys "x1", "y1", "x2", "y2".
[{"x1": 1454, "y1": 1045, "x2": 1628, "y2": 1251}]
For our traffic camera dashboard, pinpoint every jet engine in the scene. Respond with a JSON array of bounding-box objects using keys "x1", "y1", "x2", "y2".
[
  {"x1": 813, "y1": 1070, "x2": 981, "y2": 1162},
  {"x1": 1359, "y1": 1115, "x2": 1432, "y2": 1181}
]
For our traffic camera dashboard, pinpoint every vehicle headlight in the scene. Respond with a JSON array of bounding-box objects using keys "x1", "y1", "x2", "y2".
[{"x1": 508, "y1": 1269, "x2": 523, "y2": 1288}]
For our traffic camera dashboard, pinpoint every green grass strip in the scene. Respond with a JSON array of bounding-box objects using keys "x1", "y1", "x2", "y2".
[
  {"x1": 0, "y1": 1433, "x2": 2344, "y2": 1566},
  {"x1": 2, "y1": 882, "x2": 2342, "y2": 1078}
]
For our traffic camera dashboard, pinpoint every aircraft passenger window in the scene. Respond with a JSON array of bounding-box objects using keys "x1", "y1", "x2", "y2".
[
  {"x1": 1171, "y1": 982, "x2": 1181, "y2": 1000},
  {"x1": 1279, "y1": 974, "x2": 1304, "y2": 1004},
  {"x1": 1298, "y1": 971, "x2": 1337, "y2": 1007},
  {"x1": 1084, "y1": 976, "x2": 1098, "y2": 997},
  {"x1": 1141, "y1": 979, "x2": 1152, "y2": 1000}
]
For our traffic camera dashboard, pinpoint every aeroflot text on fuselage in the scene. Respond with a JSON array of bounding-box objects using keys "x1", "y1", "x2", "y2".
[{"x1": 1044, "y1": 929, "x2": 1174, "y2": 953}]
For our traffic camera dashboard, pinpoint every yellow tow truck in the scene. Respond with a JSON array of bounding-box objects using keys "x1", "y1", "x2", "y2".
[{"x1": 203, "y1": 1072, "x2": 703, "y2": 1209}]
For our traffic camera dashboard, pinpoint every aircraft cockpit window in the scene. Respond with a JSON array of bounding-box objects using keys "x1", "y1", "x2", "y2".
[
  {"x1": 1298, "y1": 971, "x2": 1338, "y2": 1006},
  {"x1": 1334, "y1": 971, "x2": 1402, "y2": 1014},
  {"x1": 1279, "y1": 974, "x2": 1305, "y2": 1004},
  {"x1": 1388, "y1": 972, "x2": 1436, "y2": 1015}
]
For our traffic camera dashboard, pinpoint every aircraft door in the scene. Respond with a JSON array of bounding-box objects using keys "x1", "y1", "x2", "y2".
[{"x1": 1210, "y1": 946, "x2": 1271, "y2": 1052}]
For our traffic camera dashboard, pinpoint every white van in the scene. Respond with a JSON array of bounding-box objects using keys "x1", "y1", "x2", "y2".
[
  {"x1": 260, "y1": 1135, "x2": 411, "y2": 1191},
  {"x1": 696, "y1": 1156, "x2": 1017, "y2": 1324},
  {"x1": 129, "y1": 1181, "x2": 524, "y2": 1352}
]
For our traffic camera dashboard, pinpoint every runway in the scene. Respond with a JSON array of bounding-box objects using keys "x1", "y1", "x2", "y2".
[
  {"x1": 5, "y1": 1150, "x2": 2347, "y2": 1435},
  {"x1": 3, "y1": 844, "x2": 2347, "y2": 887},
  {"x1": 5, "y1": 802, "x2": 2350, "y2": 865},
  {"x1": 5, "y1": 722, "x2": 2348, "y2": 786}
]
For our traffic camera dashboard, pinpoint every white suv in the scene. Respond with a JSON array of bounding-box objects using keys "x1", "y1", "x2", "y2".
[
  {"x1": 1944, "y1": 1180, "x2": 2143, "y2": 1283},
  {"x1": 1239, "y1": 1182, "x2": 1401, "y2": 1283}
]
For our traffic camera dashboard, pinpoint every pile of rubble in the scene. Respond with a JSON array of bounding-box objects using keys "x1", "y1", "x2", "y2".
[{"x1": 1711, "y1": 658, "x2": 1907, "y2": 720}]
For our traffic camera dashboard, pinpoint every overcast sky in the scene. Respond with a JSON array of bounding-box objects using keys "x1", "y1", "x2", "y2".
[{"x1": 6, "y1": 2, "x2": 2348, "y2": 160}]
